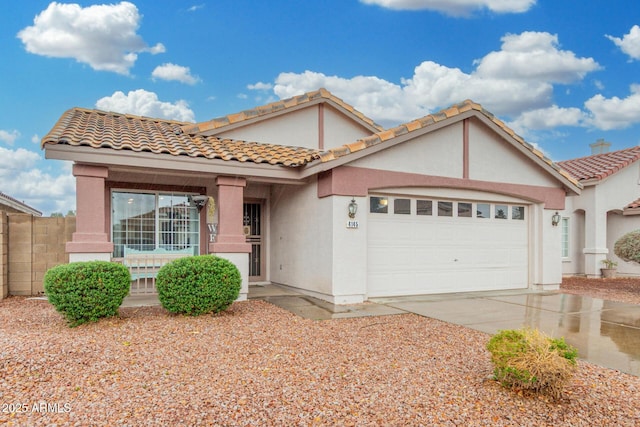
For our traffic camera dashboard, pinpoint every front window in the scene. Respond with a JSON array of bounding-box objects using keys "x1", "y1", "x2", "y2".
[
  {"x1": 112, "y1": 191, "x2": 200, "y2": 257},
  {"x1": 561, "y1": 217, "x2": 569, "y2": 258}
]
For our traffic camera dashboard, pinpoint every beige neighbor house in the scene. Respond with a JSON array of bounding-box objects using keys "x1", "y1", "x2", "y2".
[
  {"x1": 42, "y1": 89, "x2": 581, "y2": 303},
  {"x1": 559, "y1": 141, "x2": 640, "y2": 278},
  {"x1": 0, "y1": 191, "x2": 42, "y2": 216}
]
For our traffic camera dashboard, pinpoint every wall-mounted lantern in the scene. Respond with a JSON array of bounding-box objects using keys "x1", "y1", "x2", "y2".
[
  {"x1": 189, "y1": 195, "x2": 209, "y2": 211},
  {"x1": 551, "y1": 211, "x2": 561, "y2": 227},
  {"x1": 348, "y1": 198, "x2": 358, "y2": 219}
]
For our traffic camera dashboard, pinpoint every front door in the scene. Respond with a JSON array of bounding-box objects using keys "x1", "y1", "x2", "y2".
[{"x1": 243, "y1": 202, "x2": 264, "y2": 281}]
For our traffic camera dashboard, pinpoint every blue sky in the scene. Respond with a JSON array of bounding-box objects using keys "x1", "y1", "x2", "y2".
[{"x1": 2, "y1": 0, "x2": 640, "y2": 215}]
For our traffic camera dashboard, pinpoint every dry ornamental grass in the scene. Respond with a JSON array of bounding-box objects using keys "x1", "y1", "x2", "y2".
[{"x1": 0, "y1": 277, "x2": 639, "y2": 426}]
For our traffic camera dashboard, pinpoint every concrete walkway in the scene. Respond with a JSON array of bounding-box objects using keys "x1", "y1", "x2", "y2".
[{"x1": 122, "y1": 284, "x2": 640, "y2": 376}]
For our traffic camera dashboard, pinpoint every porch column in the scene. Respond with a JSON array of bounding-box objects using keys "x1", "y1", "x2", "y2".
[
  {"x1": 66, "y1": 164, "x2": 113, "y2": 262},
  {"x1": 211, "y1": 176, "x2": 251, "y2": 300},
  {"x1": 583, "y1": 209, "x2": 608, "y2": 278}
]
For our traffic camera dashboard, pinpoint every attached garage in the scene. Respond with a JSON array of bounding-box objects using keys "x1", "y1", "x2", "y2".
[{"x1": 367, "y1": 192, "x2": 529, "y2": 297}]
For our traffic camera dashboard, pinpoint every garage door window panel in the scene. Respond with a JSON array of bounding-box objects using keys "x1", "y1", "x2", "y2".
[
  {"x1": 495, "y1": 205, "x2": 508, "y2": 219},
  {"x1": 438, "y1": 201, "x2": 453, "y2": 217},
  {"x1": 394, "y1": 198, "x2": 411, "y2": 215},
  {"x1": 512, "y1": 206, "x2": 525, "y2": 220},
  {"x1": 370, "y1": 197, "x2": 388, "y2": 214},
  {"x1": 417, "y1": 200, "x2": 433, "y2": 216},
  {"x1": 458, "y1": 202, "x2": 472, "y2": 218},
  {"x1": 477, "y1": 203, "x2": 490, "y2": 218}
]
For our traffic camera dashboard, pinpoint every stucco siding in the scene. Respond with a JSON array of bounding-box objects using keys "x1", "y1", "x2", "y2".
[
  {"x1": 269, "y1": 180, "x2": 334, "y2": 294},
  {"x1": 217, "y1": 107, "x2": 320, "y2": 149},
  {"x1": 349, "y1": 123, "x2": 464, "y2": 178},
  {"x1": 596, "y1": 162, "x2": 640, "y2": 210},
  {"x1": 323, "y1": 106, "x2": 374, "y2": 150},
  {"x1": 468, "y1": 122, "x2": 557, "y2": 187}
]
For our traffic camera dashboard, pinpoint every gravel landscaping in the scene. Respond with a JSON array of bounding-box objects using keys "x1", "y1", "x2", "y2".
[{"x1": 1, "y1": 278, "x2": 639, "y2": 426}]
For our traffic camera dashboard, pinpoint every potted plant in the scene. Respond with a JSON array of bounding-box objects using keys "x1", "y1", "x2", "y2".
[{"x1": 601, "y1": 258, "x2": 618, "y2": 278}]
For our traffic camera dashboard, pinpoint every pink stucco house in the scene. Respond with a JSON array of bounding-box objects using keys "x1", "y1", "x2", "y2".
[{"x1": 42, "y1": 89, "x2": 581, "y2": 303}]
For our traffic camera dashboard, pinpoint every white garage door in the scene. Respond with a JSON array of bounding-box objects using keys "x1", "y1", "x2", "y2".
[{"x1": 367, "y1": 196, "x2": 528, "y2": 297}]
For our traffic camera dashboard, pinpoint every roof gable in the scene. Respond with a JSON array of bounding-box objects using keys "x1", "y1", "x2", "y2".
[
  {"x1": 310, "y1": 100, "x2": 581, "y2": 191},
  {"x1": 558, "y1": 146, "x2": 640, "y2": 182},
  {"x1": 181, "y1": 88, "x2": 383, "y2": 136}
]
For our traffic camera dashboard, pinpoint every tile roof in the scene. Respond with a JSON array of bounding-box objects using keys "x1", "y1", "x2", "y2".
[
  {"x1": 557, "y1": 146, "x2": 640, "y2": 182},
  {"x1": 41, "y1": 108, "x2": 322, "y2": 167},
  {"x1": 625, "y1": 198, "x2": 640, "y2": 210},
  {"x1": 41, "y1": 97, "x2": 581, "y2": 191},
  {"x1": 180, "y1": 88, "x2": 384, "y2": 135},
  {"x1": 317, "y1": 99, "x2": 581, "y2": 188}
]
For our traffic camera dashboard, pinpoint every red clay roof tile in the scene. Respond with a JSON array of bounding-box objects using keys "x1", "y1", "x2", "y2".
[
  {"x1": 41, "y1": 108, "x2": 322, "y2": 167},
  {"x1": 557, "y1": 146, "x2": 640, "y2": 181}
]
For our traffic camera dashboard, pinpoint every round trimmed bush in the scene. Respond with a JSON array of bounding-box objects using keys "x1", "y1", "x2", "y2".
[
  {"x1": 156, "y1": 255, "x2": 241, "y2": 315},
  {"x1": 614, "y1": 229, "x2": 640, "y2": 264},
  {"x1": 44, "y1": 261, "x2": 130, "y2": 327}
]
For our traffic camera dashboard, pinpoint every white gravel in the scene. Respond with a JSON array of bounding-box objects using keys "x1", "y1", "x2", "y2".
[{"x1": 1, "y1": 280, "x2": 639, "y2": 426}]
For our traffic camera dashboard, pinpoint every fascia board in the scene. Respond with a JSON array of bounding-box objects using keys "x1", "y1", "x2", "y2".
[{"x1": 44, "y1": 144, "x2": 307, "y2": 184}]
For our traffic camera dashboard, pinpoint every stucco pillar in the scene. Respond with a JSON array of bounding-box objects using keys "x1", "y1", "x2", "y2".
[
  {"x1": 211, "y1": 176, "x2": 251, "y2": 300},
  {"x1": 66, "y1": 164, "x2": 113, "y2": 262},
  {"x1": 583, "y1": 210, "x2": 608, "y2": 277}
]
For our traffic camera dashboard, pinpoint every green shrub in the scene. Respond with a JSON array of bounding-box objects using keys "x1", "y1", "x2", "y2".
[
  {"x1": 614, "y1": 229, "x2": 640, "y2": 264},
  {"x1": 44, "y1": 261, "x2": 130, "y2": 327},
  {"x1": 156, "y1": 255, "x2": 241, "y2": 316},
  {"x1": 487, "y1": 328, "x2": 578, "y2": 399}
]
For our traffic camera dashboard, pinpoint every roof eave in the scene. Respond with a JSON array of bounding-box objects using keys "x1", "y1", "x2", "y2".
[{"x1": 44, "y1": 144, "x2": 309, "y2": 185}]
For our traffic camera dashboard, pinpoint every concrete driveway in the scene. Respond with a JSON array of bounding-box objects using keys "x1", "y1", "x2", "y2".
[{"x1": 249, "y1": 284, "x2": 640, "y2": 377}]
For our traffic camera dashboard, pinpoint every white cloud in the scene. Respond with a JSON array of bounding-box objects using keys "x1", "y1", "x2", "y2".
[
  {"x1": 402, "y1": 60, "x2": 553, "y2": 115},
  {"x1": 188, "y1": 4, "x2": 205, "y2": 12},
  {"x1": 509, "y1": 106, "x2": 586, "y2": 133},
  {"x1": 360, "y1": 0, "x2": 536, "y2": 16},
  {"x1": 274, "y1": 70, "x2": 424, "y2": 125},
  {"x1": 0, "y1": 129, "x2": 20, "y2": 145},
  {"x1": 606, "y1": 25, "x2": 640, "y2": 60},
  {"x1": 96, "y1": 89, "x2": 196, "y2": 122},
  {"x1": 248, "y1": 82, "x2": 274, "y2": 91},
  {"x1": 0, "y1": 146, "x2": 39, "y2": 171},
  {"x1": 31, "y1": 134, "x2": 40, "y2": 144},
  {"x1": 584, "y1": 84, "x2": 640, "y2": 130},
  {"x1": 152, "y1": 63, "x2": 201, "y2": 85},
  {"x1": 260, "y1": 31, "x2": 599, "y2": 132},
  {"x1": 17, "y1": 1, "x2": 165, "y2": 75},
  {"x1": 474, "y1": 32, "x2": 600, "y2": 83},
  {"x1": 0, "y1": 148, "x2": 75, "y2": 215}
]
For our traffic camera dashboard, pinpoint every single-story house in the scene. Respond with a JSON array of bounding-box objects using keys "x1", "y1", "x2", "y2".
[
  {"x1": 558, "y1": 140, "x2": 640, "y2": 277},
  {"x1": 0, "y1": 191, "x2": 42, "y2": 216},
  {"x1": 42, "y1": 89, "x2": 581, "y2": 303}
]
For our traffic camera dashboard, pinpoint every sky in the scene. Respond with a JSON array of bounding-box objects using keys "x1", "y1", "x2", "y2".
[{"x1": 2, "y1": 0, "x2": 640, "y2": 215}]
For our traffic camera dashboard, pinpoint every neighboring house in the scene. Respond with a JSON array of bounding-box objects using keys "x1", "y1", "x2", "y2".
[
  {"x1": 558, "y1": 141, "x2": 640, "y2": 277},
  {"x1": 0, "y1": 191, "x2": 42, "y2": 216},
  {"x1": 42, "y1": 89, "x2": 581, "y2": 303}
]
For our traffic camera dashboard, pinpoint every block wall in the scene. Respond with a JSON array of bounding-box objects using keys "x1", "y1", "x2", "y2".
[
  {"x1": 0, "y1": 212, "x2": 7, "y2": 299},
  {"x1": 1, "y1": 213, "x2": 75, "y2": 298}
]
